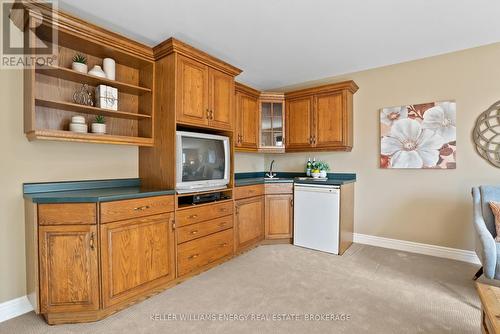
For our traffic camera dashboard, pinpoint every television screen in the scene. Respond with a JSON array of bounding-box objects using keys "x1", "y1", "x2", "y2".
[{"x1": 181, "y1": 136, "x2": 226, "y2": 182}]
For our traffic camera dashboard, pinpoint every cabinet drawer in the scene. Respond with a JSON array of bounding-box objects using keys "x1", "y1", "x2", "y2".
[
  {"x1": 100, "y1": 195, "x2": 174, "y2": 223},
  {"x1": 176, "y1": 201, "x2": 233, "y2": 227},
  {"x1": 265, "y1": 183, "x2": 293, "y2": 194},
  {"x1": 177, "y1": 215, "x2": 233, "y2": 244},
  {"x1": 38, "y1": 203, "x2": 96, "y2": 225},
  {"x1": 234, "y1": 184, "x2": 264, "y2": 200},
  {"x1": 177, "y1": 229, "x2": 233, "y2": 276}
]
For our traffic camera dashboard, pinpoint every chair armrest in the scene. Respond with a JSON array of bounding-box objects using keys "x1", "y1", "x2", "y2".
[{"x1": 473, "y1": 187, "x2": 497, "y2": 278}]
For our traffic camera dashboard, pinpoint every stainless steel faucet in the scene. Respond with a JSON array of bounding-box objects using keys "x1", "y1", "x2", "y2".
[{"x1": 265, "y1": 160, "x2": 277, "y2": 178}]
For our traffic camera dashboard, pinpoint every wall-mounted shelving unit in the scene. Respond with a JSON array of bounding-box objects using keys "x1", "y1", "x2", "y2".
[{"x1": 22, "y1": 3, "x2": 156, "y2": 146}]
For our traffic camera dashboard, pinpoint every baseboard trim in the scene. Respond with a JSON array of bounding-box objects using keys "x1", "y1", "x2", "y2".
[
  {"x1": 353, "y1": 233, "x2": 481, "y2": 264},
  {"x1": 0, "y1": 296, "x2": 33, "y2": 323}
]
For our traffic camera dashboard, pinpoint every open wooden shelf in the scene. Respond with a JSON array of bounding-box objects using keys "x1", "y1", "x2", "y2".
[
  {"x1": 36, "y1": 65, "x2": 152, "y2": 95},
  {"x1": 26, "y1": 129, "x2": 153, "y2": 146},
  {"x1": 35, "y1": 99, "x2": 152, "y2": 120}
]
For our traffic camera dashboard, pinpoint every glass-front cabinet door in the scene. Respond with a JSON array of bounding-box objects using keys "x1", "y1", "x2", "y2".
[{"x1": 260, "y1": 93, "x2": 285, "y2": 153}]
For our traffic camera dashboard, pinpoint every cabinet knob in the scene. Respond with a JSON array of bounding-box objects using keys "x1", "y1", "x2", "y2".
[
  {"x1": 188, "y1": 254, "x2": 199, "y2": 260},
  {"x1": 219, "y1": 242, "x2": 228, "y2": 247},
  {"x1": 218, "y1": 222, "x2": 226, "y2": 227},
  {"x1": 188, "y1": 214, "x2": 198, "y2": 219},
  {"x1": 190, "y1": 230, "x2": 198, "y2": 235}
]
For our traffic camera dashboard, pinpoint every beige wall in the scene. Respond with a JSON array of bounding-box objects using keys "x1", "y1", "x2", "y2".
[
  {"x1": 0, "y1": 69, "x2": 138, "y2": 303},
  {"x1": 234, "y1": 153, "x2": 265, "y2": 172},
  {"x1": 266, "y1": 42, "x2": 500, "y2": 252}
]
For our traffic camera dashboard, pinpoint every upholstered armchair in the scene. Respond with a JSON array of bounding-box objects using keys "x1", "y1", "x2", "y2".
[{"x1": 472, "y1": 186, "x2": 500, "y2": 279}]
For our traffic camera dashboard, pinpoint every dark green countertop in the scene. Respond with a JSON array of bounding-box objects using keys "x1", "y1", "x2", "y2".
[
  {"x1": 235, "y1": 172, "x2": 356, "y2": 187},
  {"x1": 23, "y1": 179, "x2": 175, "y2": 203}
]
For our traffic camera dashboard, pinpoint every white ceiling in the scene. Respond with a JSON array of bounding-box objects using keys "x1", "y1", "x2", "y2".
[{"x1": 59, "y1": 0, "x2": 500, "y2": 90}]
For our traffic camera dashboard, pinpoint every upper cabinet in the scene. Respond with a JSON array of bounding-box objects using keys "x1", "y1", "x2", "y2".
[
  {"x1": 158, "y1": 39, "x2": 241, "y2": 131},
  {"x1": 260, "y1": 93, "x2": 285, "y2": 153},
  {"x1": 285, "y1": 81, "x2": 358, "y2": 152},
  {"x1": 235, "y1": 83, "x2": 260, "y2": 151}
]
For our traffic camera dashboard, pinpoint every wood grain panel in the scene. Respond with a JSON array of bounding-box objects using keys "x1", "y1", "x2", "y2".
[
  {"x1": 209, "y1": 68, "x2": 234, "y2": 130},
  {"x1": 175, "y1": 201, "x2": 233, "y2": 227},
  {"x1": 339, "y1": 183, "x2": 354, "y2": 255},
  {"x1": 234, "y1": 184, "x2": 264, "y2": 200},
  {"x1": 100, "y1": 195, "x2": 174, "y2": 223},
  {"x1": 285, "y1": 97, "x2": 313, "y2": 150},
  {"x1": 265, "y1": 194, "x2": 293, "y2": 239},
  {"x1": 38, "y1": 203, "x2": 96, "y2": 225},
  {"x1": 264, "y1": 183, "x2": 293, "y2": 195},
  {"x1": 176, "y1": 55, "x2": 209, "y2": 126},
  {"x1": 177, "y1": 229, "x2": 233, "y2": 276},
  {"x1": 314, "y1": 92, "x2": 344, "y2": 147},
  {"x1": 235, "y1": 196, "x2": 264, "y2": 251},
  {"x1": 39, "y1": 225, "x2": 99, "y2": 313},
  {"x1": 100, "y1": 213, "x2": 175, "y2": 307},
  {"x1": 176, "y1": 215, "x2": 233, "y2": 244}
]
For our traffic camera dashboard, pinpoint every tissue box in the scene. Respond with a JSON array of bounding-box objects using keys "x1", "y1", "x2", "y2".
[{"x1": 95, "y1": 85, "x2": 118, "y2": 110}]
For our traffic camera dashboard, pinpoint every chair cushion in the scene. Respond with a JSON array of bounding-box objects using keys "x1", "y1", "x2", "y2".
[
  {"x1": 490, "y1": 201, "x2": 500, "y2": 242},
  {"x1": 480, "y1": 186, "x2": 500, "y2": 237}
]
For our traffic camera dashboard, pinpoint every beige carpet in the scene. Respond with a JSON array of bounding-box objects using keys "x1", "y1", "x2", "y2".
[{"x1": 0, "y1": 244, "x2": 481, "y2": 334}]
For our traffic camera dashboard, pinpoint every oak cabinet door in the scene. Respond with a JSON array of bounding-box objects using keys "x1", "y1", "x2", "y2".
[
  {"x1": 176, "y1": 55, "x2": 209, "y2": 126},
  {"x1": 313, "y1": 92, "x2": 345, "y2": 148},
  {"x1": 285, "y1": 97, "x2": 313, "y2": 150},
  {"x1": 39, "y1": 225, "x2": 99, "y2": 313},
  {"x1": 235, "y1": 196, "x2": 264, "y2": 251},
  {"x1": 265, "y1": 194, "x2": 293, "y2": 239},
  {"x1": 100, "y1": 213, "x2": 175, "y2": 307},
  {"x1": 209, "y1": 68, "x2": 234, "y2": 130},
  {"x1": 235, "y1": 92, "x2": 259, "y2": 149}
]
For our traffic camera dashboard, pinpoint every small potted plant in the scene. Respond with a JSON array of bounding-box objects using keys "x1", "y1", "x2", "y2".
[
  {"x1": 91, "y1": 115, "x2": 106, "y2": 134},
  {"x1": 318, "y1": 161, "x2": 330, "y2": 178},
  {"x1": 72, "y1": 54, "x2": 88, "y2": 73}
]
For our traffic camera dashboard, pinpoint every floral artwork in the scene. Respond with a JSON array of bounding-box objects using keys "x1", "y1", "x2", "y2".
[{"x1": 380, "y1": 101, "x2": 456, "y2": 169}]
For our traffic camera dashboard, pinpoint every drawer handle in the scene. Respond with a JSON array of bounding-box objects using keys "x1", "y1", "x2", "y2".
[
  {"x1": 188, "y1": 214, "x2": 198, "y2": 219},
  {"x1": 89, "y1": 232, "x2": 95, "y2": 250},
  {"x1": 134, "y1": 205, "x2": 150, "y2": 211},
  {"x1": 248, "y1": 190, "x2": 255, "y2": 193},
  {"x1": 188, "y1": 254, "x2": 199, "y2": 260},
  {"x1": 219, "y1": 208, "x2": 227, "y2": 212},
  {"x1": 190, "y1": 230, "x2": 198, "y2": 235},
  {"x1": 218, "y1": 222, "x2": 226, "y2": 227},
  {"x1": 219, "y1": 242, "x2": 228, "y2": 247}
]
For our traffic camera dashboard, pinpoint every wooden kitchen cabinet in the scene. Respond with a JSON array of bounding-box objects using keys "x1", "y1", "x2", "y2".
[
  {"x1": 100, "y1": 213, "x2": 175, "y2": 308},
  {"x1": 285, "y1": 81, "x2": 358, "y2": 152},
  {"x1": 175, "y1": 54, "x2": 235, "y2": 130},
  {"x1": 260, "y1": 93, "x2": 285, "y2": 153},
  {"x1": 265, "y1": 194, "x2": 293, "y2": 240},
  {"x1": 209, "y1": 68, "x2": 234, "y2": 130},
  {"x1": 39, "y1": 225, "x2": 99, "y2": 313},
  {"x1": 235, "y1": 82, "x2": 260, "y2": 151},
  {"x1": 235, "y1": 196, "x2": 265, "y2": 251},
  {"x1": 176, "y1": 55, "x2": 209, "y2": 126},
  {"x1": 285, "y1": 97, "x2": 313, "y2": 150}
]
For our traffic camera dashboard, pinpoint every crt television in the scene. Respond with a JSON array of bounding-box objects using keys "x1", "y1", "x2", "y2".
[{"x1": 176, "y1": 131, "x2": 230, "y2": 192}]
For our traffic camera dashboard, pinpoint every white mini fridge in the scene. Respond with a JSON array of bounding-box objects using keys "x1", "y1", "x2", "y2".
[{"x1": 293, "y1": 183, "x2": 340, "y2": 254}]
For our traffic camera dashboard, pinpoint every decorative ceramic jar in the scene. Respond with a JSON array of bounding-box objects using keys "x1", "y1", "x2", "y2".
[
  {"x1": 88, "y1": 65, "x2": 106, "y2": 78},
  {"x1": 71, "y1": 62, "x2": 87, "y2": 73},
  {"x1": 103, "y1": 58, "x2": 116, "y2": 80}
]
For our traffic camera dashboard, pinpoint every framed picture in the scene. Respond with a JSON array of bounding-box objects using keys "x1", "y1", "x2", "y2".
[{"x1": 380, "y1": 101, "x2": 456, "y2": 169}]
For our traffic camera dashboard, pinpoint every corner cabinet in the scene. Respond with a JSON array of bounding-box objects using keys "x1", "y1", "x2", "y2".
[
  {"x1": 285, "y1": 81, "x2": 358, "y2": 152},
  {"x1": 235, "y1": 195, "x2": 265, "y2": 251},
  {"x1": 264, "y1": 184, "x2": 294, "y2": 240},
  {"x1": 259, "y1": 93, "x2": 285, "y2": 153}
]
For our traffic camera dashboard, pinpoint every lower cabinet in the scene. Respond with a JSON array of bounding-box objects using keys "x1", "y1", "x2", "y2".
[
  {"x1": 235, "y1": 195, "x2": 264, "y2": 251},
  {"x1": 38, "y1": 224, "x2": 99, "y2": 313},
  {"x1": 177, "y1": 228, "x2": 234, "y2": 276},
  {"x1": 265, "y1": 194, "x2": 294, "y2": 240},
  {"x1": 99, "y1": 213, "x2": 175, "y2": 307}
]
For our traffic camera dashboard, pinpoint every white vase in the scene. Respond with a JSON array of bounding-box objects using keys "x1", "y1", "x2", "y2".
[
  {"x1": 71, "y1": 62, "x2": 87, "y2": 73},
  {"x1": 319, "y1": 170, "x2": 327, "y2": 178},
  {"x1": 91, "y1": 123, "x2": 106, "y2": 134},
  {"x1": 88, "y1": 65, "x2": 106, "y2": 78},
  {"x1": 103, "y1": 58, "x2": 116, "y2": 80}
]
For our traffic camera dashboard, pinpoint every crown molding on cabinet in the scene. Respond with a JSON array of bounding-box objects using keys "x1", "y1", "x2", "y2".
[{"x1": 153, "y1": 37, "x2": 242, "y2": 76}]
